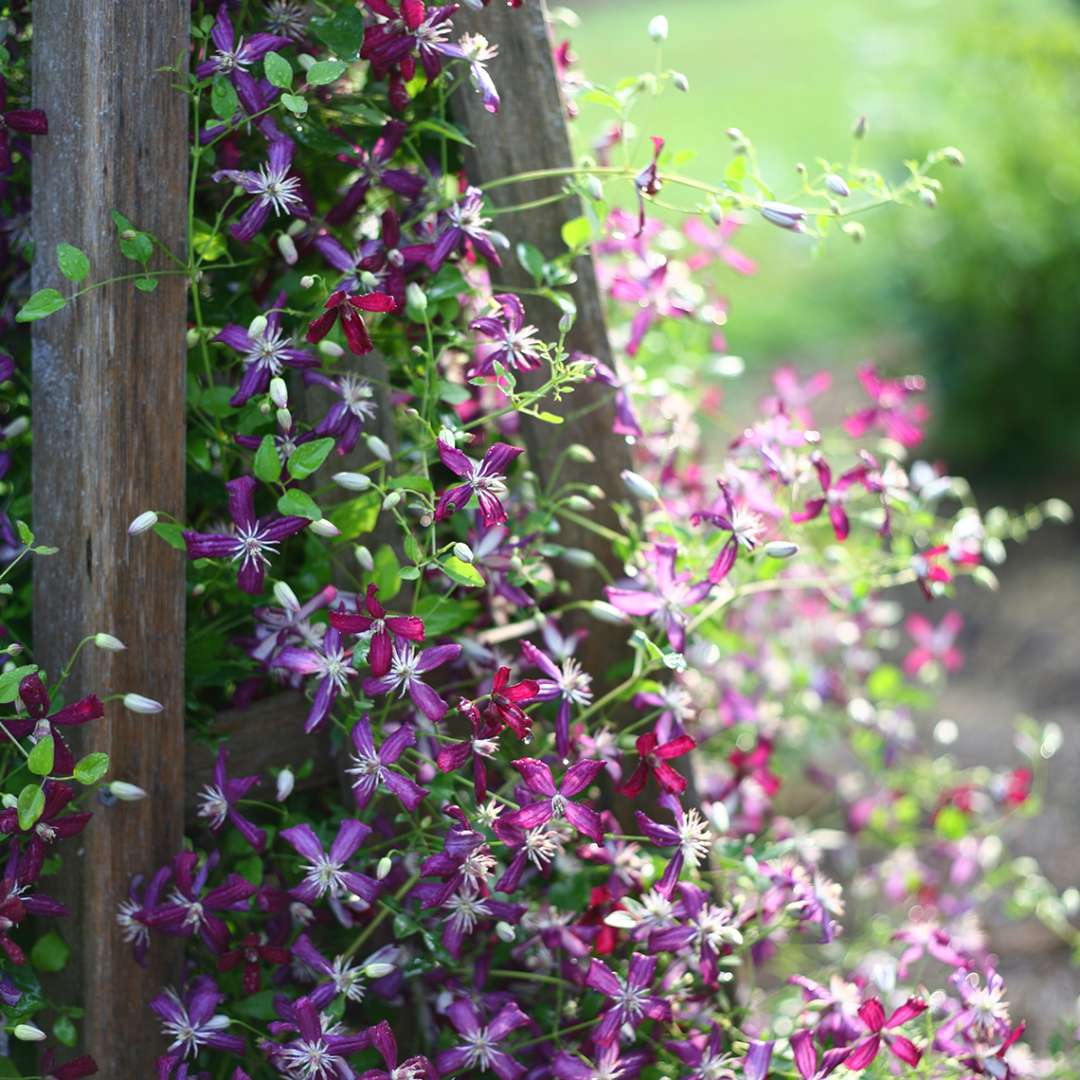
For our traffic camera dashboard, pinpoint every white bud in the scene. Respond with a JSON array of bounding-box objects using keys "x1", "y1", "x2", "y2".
[
  {"x1": 300, "y1": 274, "x2": 316, "y2": 289},
  {"x1": 563, "y1": 548, "x2": 597, "y2": 568},
  {"x1": 942, "y1": 146, "x2": 965, "y2": 167},
  {"x1": 585, "y1": 176, "x2": 604, "y2": 201},
  {"x1": 920, "y1": 188, "x2": 937, "y2": 209},
  {"x1": 274, "y1": 581, "x2": 301, "y2": 611},
  {"x1": 566, "y1": 444, "x2": 596, "y2": 464},
  {"x1": 13, "y1": 1024, "x2": 46, "y2": 1042},
  {"x1": 364, "y1": 961, "x2": 395, "y2": 978},
  {"x1": 604, "y1": 911, "x2": 638, "y2": 930},
  {"x1": 842, "y1": 222, "x2": 866, "y2": 243},
  {"x1": 824, "y1": 173, "x2": 850, "y2": 198},
  {"x1": 247, "y1": 314, "x2": 268, "y2": 339},
  {"x1": 620, "y1": 469, "x2": 659, "y2": 502},
  {"x1": 333, "y1": 471, "x2": 373, "y2": 491},
  {"x1": 309, "y1": 517, "x2": 341, "y2": 538},
  {"x1": 3, "y1": 416, "x2": 28, "y2": 439},
  {"x1": 277, "y1": 233, "x2": 298, "y2": 265},
  {"x1": 764, "y1": 540, "x2": 799, "y2": 559},
  {"x1": 108, "y1": 781, "x2": 148, "y2": 801},
  {"x1": 276, "y1": 407, "x2": 293, "y2": 432},
  {"x1": 276, "y1": 767, "x2": 295, "y2": 801},
  {"x1": 122, "y1": 693, "x2": 164, "y2": 715},
  {"x1": 382, "y1": 491, "x2": 401, "y2": 510},
  {"x1": 760, "y1": 201, "x2": 806, "y2": 230},
  {"x1": 1, "y1": 793, "x2": 17, "y2": 809},
  {"x1": 365, "y1": 435, "x2": 392, "y2": 462},
  {"x1": 319, "y1": 340, "x2": 345, "y2": 358},
  {"x1": 648, "y1": 15, "x2": 668, "y2": 40},
  {"x1": 269, "y1": 377, "x2": 289, "y2": 409},
  {"x1": 186, "y1": 327, "x2": 201, "y2": 348},
  {"x1": 438, "y1": 427, "x2": 458, "y2": 448},
  {"x1": 93, "y1": 633, "x2": 126, "y2": 652},
  {"x1": 376, "y1": 855, "x2": 393, "y2": 880},
  {"x1": 127, "y1": 510, "x2": 159, "y2": 536},
  {"x1": 452, "y1": 542, "x2": 475, "y2": 564},
  {"x1": 590, "y1": 601, "x2": 629, "y2": 625},
  {"x1": 354, "y1": 545, "x2": 374, "y2": 572},
  {"x1": 297, "y1": 52, "x2": 315, "y2": 71},
  {"x1": 672, "y1": 71, "x2": 689, "y2": 92},
  {"x1": 405, "y1": 282, "x2": 427, "y2": 312},
  {"x1": 495, "y1": 921, "x2": 516, "y2": 943},
  {"x1": 565, "y1": 495, "x2": 594, "y2": 512}
]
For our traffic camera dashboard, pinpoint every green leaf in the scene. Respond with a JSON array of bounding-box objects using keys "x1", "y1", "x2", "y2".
[
  {"x1": 30, "y1": 931, "x2": 69, "y2": 973},
  {"x1": 0, "y1": 665, "x2": 39, "y2": 704},
  {"x1": 16, "y1": 521, "x2": 34, "y2": 546},
  {"x1": 56, "y1": 243, "x2": 90, "y2": 283},
  {"x1": 935, "y1": 804, "x2": 969, "y2": 841},
  {"x1": 111, "y1": 210, "x2": 133, "y2": 233},
  {"x1": 307, "y1": 59, "x2": 347, "y2": 86},
  {"x1": 281, "y1": 93, "x2": 308, "y2": 116},
  {"x1": 192, "y1": 219, "x2": 228, "y2": 262},
  {"x1": 329, "y1": 493, "x2": 380, "y2": 540},
  {"x1": 134, "y1": 276, "x2": 158, "y2": 293},
  {"x1": 415, "y1": 596, "x2": 480, "y2": 636},
  {"x1": 561, "y1": 216, "x2": 592, "y2": 251},
  {"x1": 404, "y1": 533, "x2": 423, "y2": 564},
  {"x1": 53, "y1": 1015, "x2": 77, "y2": 1047},
  {"x1": 264, "y1": 51, "x2": 293, "y2": 89},
  {"x1": 17, "y1": 784, "x2": 45, "y2": 831},
  {"x1": 153, "y1": 522, "x2": 188, "y2": 551},
  {"x1": 388, "y1": 474, "x2": 433, "y2": 494},
  {"x1": 278, "y1": 489, "x2": 321, "y2": 520},
  {"x1": 73, "y1": 752, "x2": 110, "y2": 786},
  {"x1": 254, "y1": 435, "x2": 283, "y2": 483},
  {"x1": 310, "y1": 8, "x2": 366, "y2": 59},
  {"x1": 27, "y1": 735, "x2": 54, "y2": 777},
  {"x1": 286, "y1": 437, "x2": 335, "y2": 480},
  {"x1": 15, "y1": 288, "x2": 66, "y2": 323},
  {"x1": 866, "y1": 663, "x2": 903, "y2": 701},
  {"x1": 412, "y1": 118, "x2": 474, "y2": 147},
  {"x1": 211, "y1": 75, "x2": 240, "y2": 119},
  {"x1": 441, "y1": 555, "x2": 485, "y2": 588},
  {"x1": 372, "y1": 544, "x2": 401, "y2": 601},
  {"x1": 438, "y1": 381, "x2": 472, "y2": 406},
  {"x1": 119, "y1": 231, "x2": 153, "y2": 264},
  {"x1": 516, "y1": 241, "x2": 546, "y2": 281}
]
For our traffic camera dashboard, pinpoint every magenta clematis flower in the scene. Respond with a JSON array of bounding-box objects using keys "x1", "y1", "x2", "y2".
[
  {"x1": 665, "y1": 1023, "x2": 737, "y2": 1079},
  {"x1": 844, "y1": 363, "x2": 928, "y2": 447},
  {"x1": 428, "y1": 186, "x2": 507, "y2": 270},
  {"x1": 763, "y1": 365, "x2": 832, "y2": 426},
  {"x1": 632, "y1": 135, "x2": 664, "y2": 236},
  {"x1": 893, "y1": 916, "x2": 969, "y2": 978},
  {"x1": 647, "y1": 882, "x2": 741, "y2": 987},
  {"x1": 273, "y1": 626, "x2": 356, "y2": 733},
  {"x1": 151, "y1": 977, "x2": 245, "y2": 1075},
  {"x1": 0, "y1": 870, "x2": 66, "y2": 964},
  {"x1": 586, "y1": 955, "x2": 672, "y2": 1046},
  {"x1": 213, "y1": 139, "x2": 309, "y2": 243},
  {"x1": 484, "y1": 666, "x2": 541, "y2": 741},
  {"x1": 281, "y1": 820, "x2": 379, "y2": 906},
  {"x1": 362, "y1": 641, "x2": 462, "y2": 723},
  {"x1": 39, "y1": 1050, "x2": 98, "y2": 1080},
  {"x1": 363, "y1": 1020, "x2": 435, "y2": 1079},
  {"x1": 266, "y1": 995, "x2": 371, "y2": 1079},
  {"x1": 0, "y1": 780, "x2": 91, "y2": 884},
  {"x1": 845, "y1": 997, "x2": 927, "y2": 1070},
  {"x1": 789, "y1": 1030, "x2": 853, "y2": 1080},
  {"x1": 691, "y1": 480, "x2": 766, "y2": 584},
  {"x1": 290, "y1": 933, "x2": 396, "y2": 1008},
  {"x1": 504, "y1": 758, "x2": 605, "y2": 843},
  {"x1": 330, "y1": 584, "x2": 425, "y2": 677},
  {"x1": 609, "y1": 259, "x2": 694, "y2": 356},
  {"x1": 195, "y1": 5, "x2": 291, "y2": 83},
  {"x1": 434, "y1": 440, "x2": 523, "y2": 527},
  {"x1": 553, "y1": 1045, "x2": 650, "y2": 1079},
  {"x1": 903, "y1": 610, "x2": 964, "y2": 676},
  {"x1": 116, "y1": 865, "x2": 169, "y2": 967},
  {"x1": 790, "y1": 452, "x2": 873, "y2": 542},
  {"x1": 213, "y1": 291, "x2": 319, "y2": 406},
  {"x1": 325, "y1": 120, "x2": 425, "y2": 226},
  {"x1": 685, "y1": 214, "x2": 756, "y2": 276},
  {"x1": 434, "y1": 998, "x2": 531, "y2": 1079},
  {"x1": 195, "y1": 747, "x2": 266, "y2": 852},
  {"x1": 183, "y1": 475, "x2": 310, "y2": 595},
  {"x1": 469, "y1": 294, "x2": 542, "y2": 377},
  {"x1": 520, "y1": 634, "x2": 593, "y2": 759},
  {"x1": 8, "y1": 672, "x2": 103, "y2": 778},
  {"x1": 218, "y1": 932, "x2": 290, "y2": 996},
  {"x1": 305, "y1": 289, "x2": 397, "y2": 357},
  {"x1": 250, "y1": 583, "x2": 338, "y2": 664},
  {"x1": 635, "y1": 792, "x2": 713, "y2": 897},
  {"x1": 436, "y1": 703, "x2": 505, "y2": 802},
  {"x1": 618, "y1": 726, "x2": 695, "y2": 798},
  {"x1": 346, "y1": 715, "x2": 427, "y2": 812},
  {"x1": 0, "y1": 80, "x2": 47, "y2": 175},
  {"x1": 589, "y1": 357, "x2": 644, "y2": 438},
  {"x1": 302, "y1": 369, "x2": 379, "y2": 454},
  {"x1": 605, "y1": 543, "x2": 711, "y2": 653}
]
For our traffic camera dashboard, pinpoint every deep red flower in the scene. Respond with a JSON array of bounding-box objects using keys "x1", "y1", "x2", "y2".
[
  {"x1": 618, "y1": 728, "x2": 695, "y2": 797},
  {"x1": 305, "y1": 289, "x2": 397, "y2": 356}
]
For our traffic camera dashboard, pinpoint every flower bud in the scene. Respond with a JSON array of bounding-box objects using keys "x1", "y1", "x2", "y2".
[
  {"x1": 109, "y1": 781, "x2": 148, "y2": 801},
  {"x1": 318, "y1": 340, "x2": 345, "y2": 359},
  {"x1": 853, "y1": 113, "x2": 868, "y2": 139},
  {"x1": 824, "y1": 173, "x2": 850, "y2": 198},
  {"x1": 760, "y1": 201, "x2": 806, "y2": 230},
  {"x1": 566, "y1": 443, "x2": 595, "y2": 464},
  {"x1": 452, "y1": 542, "x2": 475, "y2": 564},
  {"x1": 563, "y1": 548, "x2": 596, "y2": 568},
  {"x1": 620, "y1": 469, "x2": 659, "y2": 501},
  {"x1": 672, "y1": 71, "x2": 689, "y2": 92},
  {"x1": 564, "y1": 495, "x2": 594, "y2": 513},
  {"x1": 920, "y1": 189, "x2": 937, "y2": 209},
  {"x1": 275, "y1": 408, "x2": 292, "y2": 433},
  {"x1": 309, "y1": 517, "x2": 341, "y2": 538},
  {"x1": 354, "y1": 545, "x2": 374, "y2": 572},
  {"x1": 405, "y1": 282, "x2": 427, "y2": 312},
  {"x1": 590, "y1": 601, "x2": 630, "y2": 625},
  {"x1": 276, "y1": 233, "x2": 298, "y2": 265},
  {"x1": 274, "y1": 581, "x2": 301, "y2": 611},
  {"x1": 495, "y1": 921, "x2": 516, "y2": 943},
  {"x1": 300, "y1": 274, "x2": 316, "y2": 289},
  {"x1": 604, "y1": 910, "x2": 638, "y2": 930},
  {"x1": 2, "y1": 416, "x2": 27, "y2": 441},
  {"x1": 365, "y1": 435, "x2": 392, "y2": 462},
  {"x1": 269, "y1": 377, "x2": 289, "y2": 409},
  {"x1": 13, "y1": 1024, "x2": 46, "y2": 1042},
  {"x1": 364, "y1": 961, "x2": 395, "y2": 978},
  {"x1": 127, "y1": 510, "x2": 159, "y2": 536},
  {"x1": 648, "y1": 15, "x2": 668, "y2": 40},
  {"x1": 764, "y1": 540, "x2": 799, "y2": 559},
  {"x1": 382, "y1": 491, "x2": 401, "y2": 511},
  {"x1": 585, "y1": 176, "x2": 604, "y2": 201},
  {"x1": 186, "y1": 327, "x2": 201, "y2": 349},
  {"x1": 276, "y1": 768, "x2": 295, "y2": 801},
  {"x1": 842, "y1": 222, "x2": 865, "y2": 243},
  {"x1": 376, "y1": 855, "x2": 393, "y2": 880},
  {"x1": 297, "y1": 52, "x2": 315, "y2": 71},
  {"x1": 333, "y1": 471, "x2": 373, "y2": 491},
  {"x1": 92, "y1": 633, "x2": 126, "y2": 653},
  {"x1": 942, "y1": 146, "x2": 965, "y2": 166},
  {"x1": 123, "y1": 693, "x2": 164, "y2": 715},
  {"x1": 247, "y1": 314, "x2": 268, "y2": 339},
  {"x1": 1, "y1": 793, "x2": 16, "y2": 809},
  {"x1": 558, "y1": 312, "x2": 576, "y2": 334}
]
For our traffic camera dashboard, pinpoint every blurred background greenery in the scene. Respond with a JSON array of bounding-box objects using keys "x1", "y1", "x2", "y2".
[{"x1": 566, "y1": 0, "x2": 1080, "y2": 494}]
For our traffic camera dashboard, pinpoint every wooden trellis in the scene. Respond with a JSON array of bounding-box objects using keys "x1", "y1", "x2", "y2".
[{"x1": 30, "y1": 1, "x2": 629, "y2": 1071}]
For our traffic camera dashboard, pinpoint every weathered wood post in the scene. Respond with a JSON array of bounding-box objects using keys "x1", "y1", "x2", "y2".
[
  {"x1": 32, "y1": 2, "x2": 189, "y2": 1070},
  {"x1": 454, "y1": 1, "x2": 634, "y2": 683}
]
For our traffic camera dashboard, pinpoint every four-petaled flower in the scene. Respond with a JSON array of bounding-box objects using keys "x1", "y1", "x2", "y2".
[
  {"x1": 845, "y1": 997, "x2": 927, "y2": 1071},
  {"x1": 213, "y1": 139, "x2": 309, "y2": 243},
  {"x1": 362, "y1": 641, "x2": 462, "y2": 723},
  {"x1": 617, "y1": 726, "x2": 695, "y2": 798},
  {"x1": 585, "y1": 954, "x2": 672, "y2": 1046},
  {"x1": 791, "y1": 452, "x2": 872, "y2": 542},
  {"x1": 844, "y1": 364, "x2": 928, "y2": 447},
  {"x1": 903, "y1": 610, "x2": 964, "y2": 676},
  {"x1": 504, "y1": 758, "x2": 605, "y2": 843},
  {"x1": 346, "y1": 715, "x2": 427, "y2": 812},
  {"x1": 9, "y1": 672, "x2": 102, "y2": 778},
  {"x1": 273, "y1": 626, "x2": 357, "y2": 733},
  {"x1": 469, "y1": 294, "x2": 542, "y2": 377},
  {"x1": 267, "y1": 995, "x2": 371, "y2": 1080},
  {"x1": 281, "y1": 820, "x2": 379, "y2": 905},
  {"x1": 329, "y1": 583, "x2": 425, "y2": 677},
  {"x1": 435, "y1": 440, "x2": 523, "y2": 528},
  {"x1": 306, "y1": 289, "x2": 398, "y2": 357},
  {"x1": 691, "y1": 480, "x2": 765, "y2": 584},
  {"x1": 195, "y1": 747, "x2": 266, "y2": 852},
  {"x1": 434, "y1": 998, "x2": 531, "y2": 1079},
  {"x1": 151, "y1": 976, "x2": 245, "y2": 1074},
  {"x1": 521, "y1": 633, "x2": 593, "y2": 759}
]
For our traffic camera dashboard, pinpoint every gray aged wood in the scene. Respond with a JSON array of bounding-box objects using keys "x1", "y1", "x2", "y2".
[
  {"x1": 454, "y1": 1, "x2": 633, "y2": 683},
  {"x1": 31, "y1": 2, "x2": 189, "y2": 1070}
]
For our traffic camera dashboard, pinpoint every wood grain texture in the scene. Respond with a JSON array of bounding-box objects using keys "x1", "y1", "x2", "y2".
[
  {"x1": 31, "y1": 2, "x2": 189, "y2": 1070},
  {"x1": 454, "y1": 0, "x2": 633, "y2": 684}
]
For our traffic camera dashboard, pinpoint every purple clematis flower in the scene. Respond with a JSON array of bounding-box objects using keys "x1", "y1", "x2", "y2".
[
  {"x1": 434, "y1": 998, "x2": 531, "y2": 1079},
  {"x1": 790, "y1": 451, "x2": 873, "y2": 542},
  {"x1": 635, "y1": 791, "x2": 714, "y2": 897},
  {"x1": 266, "y1": 995, "x2": 371, "y2": 1079},
  {"x1": 434, "y1": 440, "x2": 522, "y2": 527},
  {"x1": 291, "y1": 932, "x2": 397, "y2": 1008},
  {"x1": 0, "y1": 80, "x2": 47, "y2": 175},
  {"x1": 362, "y1": 1020, "x2": 435, "y2": 1079},
  {"x1": 280, "y1": 820, "x2": 379, "y2": 906},
  {"x1": 585, "y1": 955, "x2": 672, "y2": 1046},
  {"x1": 553, "y1": 1045, "x2": 650, "y2": 1079},
  {"x1": 250, "y1": 583, "x2": 338, "y2": 664},
  {"x1": 151, "y1": 976, "x2": 245, "y2": 1075},
  {"x1": 361, "y1": 1, "x2": 463, "y2": 102},
  {"x1": 314, "y1": 210, "x2": 424, "y2": 306},
  {"x1": 8, "y1": 672, "x2": 103, "y2": 778},
  {"x1": 273, "y1": 626, "x2": 356, "y2": 734},
  {"x1": 346, "y1": 715, "x2": 427, "y2": 812},
  {"x1": 302, "y1": 369, "x2": 378, "y2": 454},
  {"x1": 503, "y1": 758, "x2": 605, "y2": 843},
  {"x1": 213, "y1": 139, "x2": 309, "y2": 243},
  {"x1": 608, "y1": 258, "x2": 694, "y2": 356},
  {"x1": 690, "y1": 480, "x2": 766, "y2": 584},
  {"x1": 605, "y1": 543, "x2": 711, "y2": 653},
  {"x1": 362, "y1": 641, "x2": 462, "y2": 723},
  {"x1": 330, "y1": 584, "x2": 426, "y2": 677},
  {"x1": 195, "y1": 4, "x2": 291, "y2": 83},
  {"x1": 468, "y1": 294, "x2": 542, "y2": 377},
  {"x1": 117, "y1": 865, "x2": 170, "y2": 966},
  {"x1": 685, "y1": 213, "x2": 757, "y2": 276},
  {"x1": 213, "y1": 291, "x2": 319, "y2": 406},
  {"x1": 647, "y1": 882, "x2": 741, "y2": 987},
  {"x1": 0, "y1": 780, "x2": 91, "y2": 884},
  {"x1": 183, "y1": 475, "x2": 309, "y2": 595},
  {"x1": 666, "y1": 1022, "x2": 738, "y2": 1079},
  {"x1": 428, "y1": 186, "x2": 508, "y2": 270},
  {"x1": 520, "y1": 636, "x2": 593, "y2": 760},
  {"x1": 325, "y1": 120, "x2": 424, "y2": 226},
  {"x1": 39, "y1": 1050, "x2": 98, "y2": 1080},
  {"x1": 789, "y1": 1030, "x2": 852, "y2": 1080},
  {"x1": 195, "y1": 747, "x2": 266, "y2": 852}
]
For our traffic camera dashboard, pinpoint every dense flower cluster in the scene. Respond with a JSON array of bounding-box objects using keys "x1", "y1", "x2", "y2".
[{"x1": 1, "y1": 1, "x2": 1078, "y2": 1077}]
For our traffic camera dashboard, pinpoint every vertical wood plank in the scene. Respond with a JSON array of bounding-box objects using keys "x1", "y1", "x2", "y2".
[
  {"x1": 31, "y1": 2, "x2": 188, "y2": 1070},
  {"x1": 454, "y1": 1, "x2": 634, "y2": 682}
]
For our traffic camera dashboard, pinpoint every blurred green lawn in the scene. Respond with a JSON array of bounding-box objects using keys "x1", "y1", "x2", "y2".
[{"x1": 567, "y1": 0, "x2": 963, "y2": 367}]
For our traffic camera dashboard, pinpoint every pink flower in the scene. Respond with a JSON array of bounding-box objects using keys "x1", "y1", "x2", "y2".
[
  {"x1": 845, "y1": 997, "x2": 927, "y2": 1071},
  {"x1": 903, "y1": 610, "x2": 964, "y2": 675},
  {"x1": 844, "y1": 364, "x2": 928, "y2": 447},
  {"x1": 685, "y1": 214, "x2": 756, "y2": 276}
]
